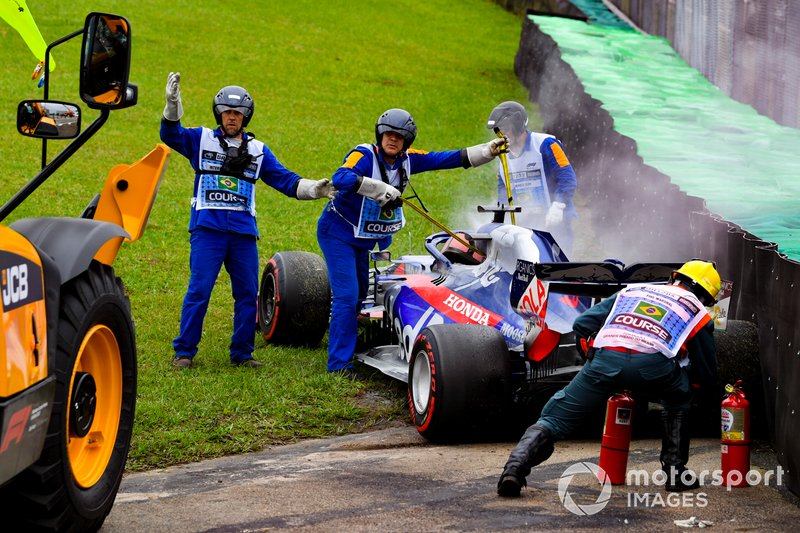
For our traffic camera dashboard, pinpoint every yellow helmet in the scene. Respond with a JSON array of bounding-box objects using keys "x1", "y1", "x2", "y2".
[{"x1": 671, "y1": 260, "x2": 722, "y2": 306}]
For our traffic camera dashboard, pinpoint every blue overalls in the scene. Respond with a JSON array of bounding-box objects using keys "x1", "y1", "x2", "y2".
[
  {"x1": 318, "y1": 143, "x2": 467, "y2": 371},
  {"x1": 161, "y1": 120, "x2": 302, "y2": 363}
]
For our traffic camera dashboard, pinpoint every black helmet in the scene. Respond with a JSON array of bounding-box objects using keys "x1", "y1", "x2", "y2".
[
  {"x1": 375, "y1": 108, "x2": 417, "y2": 150},
  {"x1": 486, "y1": 101, "x2": 528, "y2": 136},
  {"x1": 441, "y1": 232, "x2": 485, "y2": 265},
  {"x1": 213, "y1": 85, "x2": 255, "y2": 127}
]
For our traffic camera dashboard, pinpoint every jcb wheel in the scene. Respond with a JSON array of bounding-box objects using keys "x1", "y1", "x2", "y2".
[
  {"x1": 0, "y1": 262, "x2": 136, "y2": 532},
  {"x1": 258, "y1": 251, "x2": 330, "y2": 347},
  {"x1": 408, "y1": 324, "x2": 511, "y2": 442}
]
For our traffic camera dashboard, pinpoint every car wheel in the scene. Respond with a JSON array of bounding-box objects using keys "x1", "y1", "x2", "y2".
[
  {"x1": 408, "y1": 324, "x2": 511, "y2": 442},
  {"x1": 258, "y1": 251, "x2": 331, "y2": 347},
  {"x1": 0, "y1": 261, "x2": 136, "y2": 532}
]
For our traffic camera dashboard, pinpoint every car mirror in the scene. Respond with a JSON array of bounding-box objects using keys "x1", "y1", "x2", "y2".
[
  {"x1": 17, "y1": 100, "x2": 81, "y2": 139},
  {"x1": 79, "y1": 12, "x2": 135, "y2": 110},
  {"x1": 370, "y1": 251, "x2": 391, "y2": 262}
]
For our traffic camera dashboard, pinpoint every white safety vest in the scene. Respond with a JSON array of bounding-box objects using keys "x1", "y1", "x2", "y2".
[
  {"x1": 499, "y1": 132, "x2": 553, "y2": 222},
  {"x1": 193, "y1": 128, "x2": 264, "y2": 216},
  {"x1": 354, "y1": 143, "x2": 409, "y2": 239},
  {"x1": 593, "y1": 285, "x2": 711, "y2": 366}
]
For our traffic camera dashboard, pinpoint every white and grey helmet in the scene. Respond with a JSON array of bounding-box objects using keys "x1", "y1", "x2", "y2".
[
  {"x1": 213, "y1": 85, "x2": 254, "y2": 127},
  {"x1": 375, "y1": 108, "x2": 417, "y2": 150}
]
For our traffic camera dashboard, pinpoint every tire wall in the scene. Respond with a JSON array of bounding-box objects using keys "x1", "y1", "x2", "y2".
[{"x1": 512, "y1": 11, "x2": 800, "y2": 495}]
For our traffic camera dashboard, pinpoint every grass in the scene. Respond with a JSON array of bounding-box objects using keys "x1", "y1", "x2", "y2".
[{"x1": 1, "y1": 0, "x2": 534, "y2": 471}]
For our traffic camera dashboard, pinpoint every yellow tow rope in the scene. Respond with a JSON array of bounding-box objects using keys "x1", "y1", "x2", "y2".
[{"x1": 493, "y1": 127, "x2": 515, "y2": 225}]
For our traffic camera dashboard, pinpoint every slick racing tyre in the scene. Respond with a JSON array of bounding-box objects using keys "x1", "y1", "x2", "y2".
[
  {"x1": 408, "y1": 324, "x2": 511, "y2": 442},
  {"x1": 0, "y1": 261, "x2": 136, "y2": 532},
  {"x1": 258, "y1": 251, "x2": 331, "y2": 347}
]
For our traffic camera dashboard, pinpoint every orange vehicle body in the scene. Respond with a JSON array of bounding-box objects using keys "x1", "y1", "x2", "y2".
[{"x1": 0, "y1": 12, "x2": 169, "y2": 531}]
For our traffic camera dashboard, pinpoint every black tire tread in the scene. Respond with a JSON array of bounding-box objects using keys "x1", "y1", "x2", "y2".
[
  {"x1": 259, "y1": 251, "x2": 330, "y2": 347},
  {"x1": 409, "y1": 324, "x2": 511, "y2": 443}
]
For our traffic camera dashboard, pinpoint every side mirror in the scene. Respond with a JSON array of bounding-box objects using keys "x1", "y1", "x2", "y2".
[
  {"x1": 17, "y1": 101, "x2": 81, "y2": 139},
  {"x1": 79, "y1": 12, "x2": 135, "y2": 110},
  {"x1": 370, "y1": 251, "x2": 391, "y2": 262}
]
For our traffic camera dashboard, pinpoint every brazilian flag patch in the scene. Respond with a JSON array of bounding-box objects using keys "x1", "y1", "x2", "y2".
[
  {"x1": 218, "y1": 176, "x2": 239, "y2": 191},
  {"x1": 379, "y1": 207, "x2": 396, "y2": 220},
  {"x1": 633, "y1": 301, "x2": 667, "y2": 321}
]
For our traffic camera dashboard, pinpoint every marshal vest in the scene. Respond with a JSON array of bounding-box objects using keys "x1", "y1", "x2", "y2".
[
  {"x1": 194, "y1": 128, "x2": 264, "y2": 216},
  {"x1": 500, "y1": 132, "x2": 553, "y2": 221},
  {"x1": 351, "y1": 143, "x2": 410, "y2": 239},
  {"x1": 592, "y1": 284, "x2": 711, "y2": 364}
]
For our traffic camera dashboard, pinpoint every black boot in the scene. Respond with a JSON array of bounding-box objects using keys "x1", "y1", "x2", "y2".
[
  {"x1": 497, "y1": 424, "x2": 555, "y2": 497},
  {"x1": 660, "y1": 409, "x2": 699, "y2": 492}
]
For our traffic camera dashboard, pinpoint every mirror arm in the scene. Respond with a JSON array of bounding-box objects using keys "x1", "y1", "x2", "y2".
[
  {"x1": 39, "y1": 28, "x2": 83, "y2": 169},
  {"x1": 0, "y1": 109, "x2": 109, "y2": 223},
  {"x1": 42, "y1": 28, "x2": 83, "y2": 101}
]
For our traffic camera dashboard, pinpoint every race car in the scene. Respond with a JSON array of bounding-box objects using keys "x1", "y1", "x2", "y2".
[{"x1": 258, "y1": 205, "x2": 680, "y2": 441}]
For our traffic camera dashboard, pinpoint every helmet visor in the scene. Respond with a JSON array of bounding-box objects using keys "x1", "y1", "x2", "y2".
[
  {"x1": 377, "y1": 124, "x2": 411, "y2": 135},
  {"x1": 215, "y1": 104, "x2": 251, "y2": 117},
  {"x1": 489, "y1": 115, "x2": 524, "y2": 136}
]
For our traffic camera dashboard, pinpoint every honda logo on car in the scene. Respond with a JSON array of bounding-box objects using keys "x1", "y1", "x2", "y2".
[{"x1": 442, "y1": 293, "x2": 490, "y2": 325}]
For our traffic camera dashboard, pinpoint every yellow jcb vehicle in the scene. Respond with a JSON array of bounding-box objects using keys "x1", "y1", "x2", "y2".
[{"x1": 0, "y1": 12, "x2": 169, "y2": 532}]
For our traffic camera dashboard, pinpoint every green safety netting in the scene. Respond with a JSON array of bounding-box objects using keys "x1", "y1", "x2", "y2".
[
  {"x1": 566, "y1": 0, "x2": 636, "y2": 29},
  {"x1": 529, "y1": 13, "x2": 800, "y2": 261}
]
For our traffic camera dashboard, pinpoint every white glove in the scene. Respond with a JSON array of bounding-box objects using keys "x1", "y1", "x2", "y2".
[
  {"x1": 465, "y1": 136, "x2": 508, "y2": 167},
  {"x1": 296, "y1": 178, "x2": 337, "y2": 200},
  {"x1": 545, "y1": 202, "x2": 566, "y2": 227},
  {"x1": 356, "y1": 177, "x2": 401, "y2": 206},
  {"x1": 163, "y1": 71, "x2": 183, "y2": 121}
]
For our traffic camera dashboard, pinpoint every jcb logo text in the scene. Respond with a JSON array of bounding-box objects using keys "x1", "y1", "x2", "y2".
[{"x1": 2, "y1": 264, "x2": 28, "y2": 307}]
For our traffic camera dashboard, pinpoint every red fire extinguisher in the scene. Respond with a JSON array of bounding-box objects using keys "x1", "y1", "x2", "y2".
[
  {"x1": 598, "y1": 391, "x2": 635, "y2": 485},
  {"x1": 721, "y1": 380, "x2": 750, "y2": 487}
]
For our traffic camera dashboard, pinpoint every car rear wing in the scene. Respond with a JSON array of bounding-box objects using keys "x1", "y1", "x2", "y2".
[
  {"x1": 532, "y1": 261, "x2": 683, "y2": 298},
  {"x1": 510, "y1": 259, "x2": 683, "y2": 315},
  {"x1": 509, "y1": 259, "x2": 684, "y2": 332},
  {"x1": 523, "y1": 260, "x2": 733, "y2": 331}
]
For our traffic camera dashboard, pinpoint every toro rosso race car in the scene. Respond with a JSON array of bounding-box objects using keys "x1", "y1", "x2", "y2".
[{"x1": 258, "y1": 205, "x2": 680, "y2": 442}]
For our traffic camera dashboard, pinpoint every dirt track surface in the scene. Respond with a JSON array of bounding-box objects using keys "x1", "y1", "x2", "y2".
[{"x1": 102, "y1": 424, "x2": 800, "y2": 532}]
